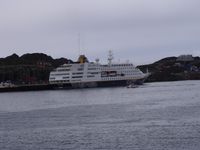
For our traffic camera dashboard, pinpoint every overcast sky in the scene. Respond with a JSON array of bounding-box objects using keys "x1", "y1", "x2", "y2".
[{"x1": 0, "y1": 0, "x2": 200, "y2": 64}]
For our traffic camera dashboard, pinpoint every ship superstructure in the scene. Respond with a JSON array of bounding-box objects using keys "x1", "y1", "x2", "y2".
[{"x1": 49, "y1": 52, "x2": 149, "y2": 88}]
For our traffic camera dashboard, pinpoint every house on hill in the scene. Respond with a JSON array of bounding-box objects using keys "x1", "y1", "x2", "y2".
[{"x1": 176, "y1": 55, "x2": 194, "y2": 62}]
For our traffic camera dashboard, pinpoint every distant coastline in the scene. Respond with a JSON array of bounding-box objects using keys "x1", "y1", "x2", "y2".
[{"x1": 0, "y1": 53, "x2": 200, "y2": 88}]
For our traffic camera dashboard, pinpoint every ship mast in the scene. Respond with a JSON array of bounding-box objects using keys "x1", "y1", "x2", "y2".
[
  {"x1": 78, "y1": 33, "x2": 81, "y2": 55},
  {"x1": 108, "y1": 50, "x2": 113, "y2": 65}
]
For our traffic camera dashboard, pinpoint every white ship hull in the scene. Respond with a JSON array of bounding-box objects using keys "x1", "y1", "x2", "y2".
[
  {"x1": 49, "y1": 54, "x2": 149, "y2": 89},
  {"x1": 51, "y1": 74, "x2": 149, "y2": 89}
]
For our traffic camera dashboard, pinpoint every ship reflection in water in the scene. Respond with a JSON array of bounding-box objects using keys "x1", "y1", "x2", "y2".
[{"x1": 0, "y1": 80, "x2": 200, "y2": 150}]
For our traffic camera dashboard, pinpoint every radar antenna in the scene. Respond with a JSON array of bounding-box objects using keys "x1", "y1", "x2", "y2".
[{"x1": 95, "y1": 58, "x2": 100, "y2": 64}]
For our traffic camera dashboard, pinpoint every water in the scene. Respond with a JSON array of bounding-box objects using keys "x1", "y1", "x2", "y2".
[{"x1": 0, "y1": 80, "x2": 200, "y2": 150}]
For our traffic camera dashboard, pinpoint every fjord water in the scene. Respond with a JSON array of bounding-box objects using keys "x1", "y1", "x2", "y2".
[{"x1": 0, "y1": 81, "x2": 200, "y2": 150}]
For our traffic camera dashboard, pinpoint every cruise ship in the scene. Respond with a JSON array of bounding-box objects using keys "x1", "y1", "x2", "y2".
[{"x1": 49, "y1": 51, "x2": 149, "y2": 88}]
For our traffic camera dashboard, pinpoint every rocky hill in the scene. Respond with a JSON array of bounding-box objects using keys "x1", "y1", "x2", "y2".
[
  {"x1": 138, "y1": 55, "x2": 200, "y2": 82},
  {"x1": 0, "y1": 53, "x2": 73, "y2": 84}
]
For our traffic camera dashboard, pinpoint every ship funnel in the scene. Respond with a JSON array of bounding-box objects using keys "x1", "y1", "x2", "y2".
[{"x1": 77, "y1": 55, "x2": 89, "y2": 63}]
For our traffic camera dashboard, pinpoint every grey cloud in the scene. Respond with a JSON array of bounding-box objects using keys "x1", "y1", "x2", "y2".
[{"x1": 0, "y1": 0, "x2": 200, "y2": 64}]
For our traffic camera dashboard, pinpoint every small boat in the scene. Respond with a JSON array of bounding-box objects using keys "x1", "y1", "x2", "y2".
[{"x1": 127, "y1": 84, "x2": 139, "y2": 88}]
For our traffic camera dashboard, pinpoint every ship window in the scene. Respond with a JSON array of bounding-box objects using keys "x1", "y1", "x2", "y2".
[
  {"x1": 87, "y1": 75, "x2": 95, "y2": 78},
  {"x1": 89, "y1": 72, "x2": 99, "y2": 74},
  {"x1": 78, "y1": 68, "x2": 84, "y2": 71},
  {"x1": 72, "y1": 72, "x2": 83, "y2": 75},
  {"x1": 88, "y1": 68, "x2": 97, "y2": 70},
  {"x1": 102, "y1": 65, "x2": 107, "y2": 67},
  {"x1": 63, "y1": 77, "x2": 69, "y2": 79},
  {"x1": 72, "y1": 76, "x2": 83, "y2": 78}
]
